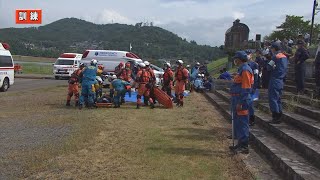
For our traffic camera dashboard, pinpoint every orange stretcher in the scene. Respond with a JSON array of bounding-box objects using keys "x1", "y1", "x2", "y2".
[
  {"x1": 96, "y1": 103, "x2": 113, "y2": 108},
  {"x1": 153, "y1": 87, "x2": 173, "y2": 109}
]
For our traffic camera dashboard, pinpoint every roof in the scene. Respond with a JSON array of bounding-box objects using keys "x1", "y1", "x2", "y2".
[{"x1": 225, "y1": 19, "x2": 250, "y2": 35}]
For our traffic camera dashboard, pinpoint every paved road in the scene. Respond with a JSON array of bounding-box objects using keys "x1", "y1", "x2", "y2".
[{"x1": 8, "y1": 78, "x2": 67, "y2": 92}]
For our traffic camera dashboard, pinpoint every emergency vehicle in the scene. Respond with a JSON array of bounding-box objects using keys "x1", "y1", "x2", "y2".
[
  {"x1": 0, "y1": 42, "x2": 14, "y2": 92},
  {"x1": 53, "y1": 53, "x2": 82, "y2": 79},
  {"x1": 81, "y1": 50, "x2": 163, "y2": 85}
]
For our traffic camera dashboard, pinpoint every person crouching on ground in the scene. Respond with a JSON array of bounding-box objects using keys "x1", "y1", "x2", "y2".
[
  {"x1": 268, "y1": 42, "x2": 288, "y2": 124},
  {"x1": 136, "y1": 63, "x2": 155, "y2": 109},
  {"x1": 66, "y1": 63, "x2": 85, "y2": 107},
  {"x1": 162, "y1": 62, "x2": 174, "y2": 97},
  {"x1": 174, "y1": 60, "x2": 189, "y2": 107},
  {"x1": 110, "y1": 75, "x2": 130, "y2": 108},
  {"x1": 229, "y1": 51, "x2": 253, "y2": 154}
]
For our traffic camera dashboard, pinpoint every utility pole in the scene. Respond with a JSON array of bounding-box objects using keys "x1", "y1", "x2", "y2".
[{"x1": 311, "y1": 0, "x2": 318, "y2": 45}]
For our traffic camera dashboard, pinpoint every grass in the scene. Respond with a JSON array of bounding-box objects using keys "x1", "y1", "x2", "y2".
[
  {"x1": 20, "y1": 63, "x2": 53, "y2": 75},
  {"x1": 13, "y1": 55, "x2": 56, "y2": 63},
  {"x1": 207, "y1": 57, "x2": 228, "y2": 73},
  {"x1": 0, "y1": 87, "x2": 252, "y2": 179}
]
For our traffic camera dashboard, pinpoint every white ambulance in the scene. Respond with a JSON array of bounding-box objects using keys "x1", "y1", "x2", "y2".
[
  {"x1": 53, "y1": 53, "x2": 82, "y2": 79},
  {"x1": 81, "y1": 50, "x2": 163, "y2": 85},
  {"x1": 0, "y1": 42, "x2": 14, "y2": 92}
]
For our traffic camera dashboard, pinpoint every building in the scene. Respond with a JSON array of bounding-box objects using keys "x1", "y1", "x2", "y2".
[{"x1": 225, "y1": 19, "x2": 250, "y2": 52}]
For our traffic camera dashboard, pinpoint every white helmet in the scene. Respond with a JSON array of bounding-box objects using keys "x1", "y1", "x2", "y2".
[
  {"x1": 165, "y1": 62, "x2": 171, "y2": 68},
  {"x1": 139, "y1": 62, "x2": 146, "y2": 68},
  {"x1": 111, "y1": 75, "x2": 117, "y2": 79},
  {"x1": 196, "y1": 62, "x2": 200, "y2": 66},
  {"x1": 144, "y1": 61, "x2": 150, "y2": 66},
  {"x1": 176, "y1": 60, "x2": 183, "y2": 65},
  {"x1": 186, "y1": 65, "x2": 190, "y2": 68},
  {"x1": 91, "y1": 59, "x2": 98, "y2": 65},
  {"x1": 262, "y1": 49, "x2": 270, "y2": 56}
]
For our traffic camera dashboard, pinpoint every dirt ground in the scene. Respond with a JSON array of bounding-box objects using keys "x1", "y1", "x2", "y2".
[{"x1": 0, "y1": 85, "x2": 252, "y2": 180}]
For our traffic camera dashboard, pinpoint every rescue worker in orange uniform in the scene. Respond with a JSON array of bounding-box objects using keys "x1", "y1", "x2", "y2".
[
  {"x1": 136, "y1": 62, "x2": 155, "y2": 109},
  {"x1": 162, "y1": 62, "x2": 174, "y2": 97},
  {"x1": 66, "y1": 63, "x2": 85, "y2": 107},
  {"x1": 119, "y1": 62, "x2": 133, "y2": 101},
  {"x1": 115, "y1": 62, "x2": 124, "y2": 77},
  {"x1": 144, "y1": 61, "x2": 156, "y2": 105},
  {"x1": 229, "y1": 51, "x2": 253, "y2": 154},
  {"x1": 174, "y1": 60, "x2": 189, "y2": 107}
]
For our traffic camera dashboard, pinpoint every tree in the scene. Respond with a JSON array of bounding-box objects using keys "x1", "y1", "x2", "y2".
[{"x1": 265, "y1": 15, "x2": 319, "y2": 41}]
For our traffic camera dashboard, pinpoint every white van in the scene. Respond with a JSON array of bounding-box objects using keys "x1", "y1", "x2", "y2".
[
  {"x1": 81, "y1": 50, "x2": 163, "y2": 85},
  {"x1": 53, "y1": 53, "x2": 82, "y2": 79},
  {"x1": 0, "y1": 42, "x2": 14, "y2": 92}
]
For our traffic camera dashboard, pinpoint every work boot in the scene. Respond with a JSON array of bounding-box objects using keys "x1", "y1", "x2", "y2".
[
  {"x1": 249, "y1": 115, "x2": 255, "y2": 126},
  {"x1": 270, "y1": 112, "x2": 282, "y2": 124},
  {"x1": 234, "y1": 146, "x2": 249, "y2": 154},
  {"x1": 78, "y1": 104, "x2": 83, "y2": 110},
  {"x1": 179, "y1": 101, "x2": 184, "y2": 107},
  {"x1": 66, "y1": 100, "x2": 71, "y2": 106},
  {"x1": 136, "y1": 104, "x2": 140, "y2": 109},
  {"x1": 75, "y1": 101, "x2": 79, "y2": 107},
  {"x1": 229, "y1": 144, "x2": 240, "y2": 151},
  {"x1": 150, "y1": 103, "x2": 155, "y2": 109}
]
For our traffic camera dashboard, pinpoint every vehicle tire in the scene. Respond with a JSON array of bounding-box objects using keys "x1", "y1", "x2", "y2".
[
  {"x1": 55, "y1": 76, "x2": 60, "y2": 80},
  {"x1": 0, "y1": 78, "x2": 9, "y2": 92}
]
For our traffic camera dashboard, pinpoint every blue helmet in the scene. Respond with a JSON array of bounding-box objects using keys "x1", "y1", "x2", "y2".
[
  {"x1": 233, "y1": 51, "x2": 248, "y2": 61},
  {"x1": 271, "y1": 42, "x2": 281, "y2": 51}
]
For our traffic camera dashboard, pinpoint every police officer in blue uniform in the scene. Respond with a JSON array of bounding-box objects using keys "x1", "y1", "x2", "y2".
[
  {"x1": 294, "y1": 40, "x2": 310, "y2": 94},
  {"x1": 79, "y1": 59, "x2": 99, "y2": 109},
  {"x1": 229, "y1": 51, "x2": 253, "y2": 154},
  {"x1": 268, "y1": 42, "x2": 288, "y2": 124}
]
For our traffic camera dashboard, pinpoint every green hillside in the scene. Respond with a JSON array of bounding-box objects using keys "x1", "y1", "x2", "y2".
[{"x1": 0, "y1": 18, "x2": 225, "y2": 62}]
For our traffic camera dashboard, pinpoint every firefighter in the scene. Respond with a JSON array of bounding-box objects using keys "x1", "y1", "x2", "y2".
[
  {"x1": 174, "y1": 60, "x2": 189, "y2": 107},
  {"x1": 119, "y1": 62, "x2": 133, "y2": 102},
  {"x1": 79, "y1": 59, "x2": 100, "y2": 109},
  {"x1": 268, "y1": 42, "x2": 288, "y2": 124},
  {"x1": 229, "y1": 51, "x2": 253, "y2": 154},
  {"x1": 110, "y1": 75, "x2": 130, "y2": 108},
  {"x1": 66, "y1": 63, "x2": 85, "y2": 107},
  {"x1": 144, "y1": 61, "x2": 156, "y2": 105},
  {"x1": 136, "y1": 63, "x2": 155, "y2": 109},
  {"x1": 162, "y1": 62, "x2": 174, "y2": 97},
  {"x1": 294, "y1": 40, "x2": 310, "y2": 94},
  {"x1": 115, "y1": 62, "x2": 124, "y2": 77}
]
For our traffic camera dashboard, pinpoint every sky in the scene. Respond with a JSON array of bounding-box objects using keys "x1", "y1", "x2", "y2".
[{"x1": 0, "y1": 0, "x2": 318, "y2": 46}]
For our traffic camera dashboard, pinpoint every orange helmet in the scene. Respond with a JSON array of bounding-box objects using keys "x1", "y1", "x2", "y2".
[{"x1": 125, "y1": 62, "x2": 131, "y2": 68}]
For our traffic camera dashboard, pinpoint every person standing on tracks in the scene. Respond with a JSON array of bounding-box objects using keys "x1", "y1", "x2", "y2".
[
  {"x1": 136, "y1": 63, "x2": 155, "y2": 109},
  {"x1": 268, "y1": 42, "x2": 288, "y2": 124},
  {"x1": 294, "y1": 40, "x2": 310, "y2": 95},
  {"x1": 78, "y1": 59, "x2": 100, "y2": 109},
  {"x1": 66, "y1": 63, "x2": 85, "y2": 107},
  {"x1": 162, "y1": 62, "x2": 174, "y2": 97},
  {"x1": 174, "y1": 60, "x2": 189, "y2": 107},
  {"x1": 229, "y1": 51, "x2": 253, "y2": 154}
]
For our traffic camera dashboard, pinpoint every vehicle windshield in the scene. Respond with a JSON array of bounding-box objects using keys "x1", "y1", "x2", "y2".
[
  {"x1": 55, "y1": 59, "x2": 74, "y2": 65},
  {"x1": 0, "y1": 55, "x2": 13, "y2": 67}
]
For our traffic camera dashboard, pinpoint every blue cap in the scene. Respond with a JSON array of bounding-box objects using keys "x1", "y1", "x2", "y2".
[
  {"x1": 233, "y1": 51, "x2": 248, "y2": 61},
  {"x1": 245, "y1": 49, "x2": 252, "y2": 55},
  {"x1": 271, "y1": 42, "x2": 281, "y2": 51}
]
